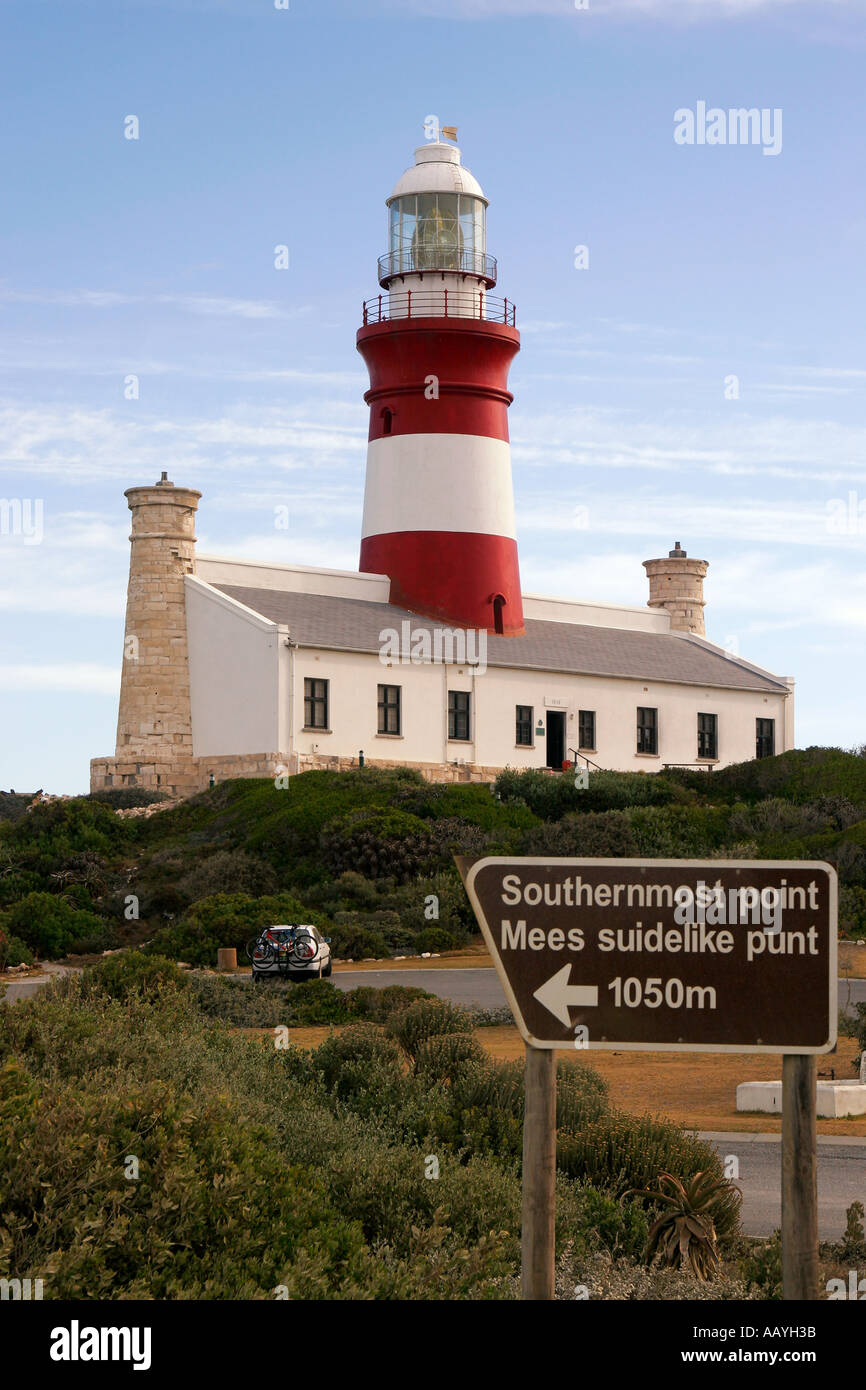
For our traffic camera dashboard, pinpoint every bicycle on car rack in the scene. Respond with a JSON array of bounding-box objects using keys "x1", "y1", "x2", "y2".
[{"x1": 245, "y1": 924, "x2": 320, "y2": 978}]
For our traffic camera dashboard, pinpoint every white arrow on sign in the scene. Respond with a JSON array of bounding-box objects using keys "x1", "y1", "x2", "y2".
[{"x1": 532, "y1": 965, "x2": 599, "y2": 1027}]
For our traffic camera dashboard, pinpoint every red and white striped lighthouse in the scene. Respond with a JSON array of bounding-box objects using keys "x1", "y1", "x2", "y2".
[{"x1": 357, "y1": 139, "x2": 524, "y2": 636}]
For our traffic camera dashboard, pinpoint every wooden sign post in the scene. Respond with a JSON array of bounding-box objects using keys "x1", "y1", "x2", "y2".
[
  {"x1": 781, "y1": 1054, "x2": 819, "y2": 1300},
  {"x1": 521, "y1": 1046, "x2": 556, "y2": 1300}
]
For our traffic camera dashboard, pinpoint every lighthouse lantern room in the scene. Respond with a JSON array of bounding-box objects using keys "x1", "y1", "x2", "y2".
[{"x1": 358, "y1": 140, "x2": 525, "y2": 636}]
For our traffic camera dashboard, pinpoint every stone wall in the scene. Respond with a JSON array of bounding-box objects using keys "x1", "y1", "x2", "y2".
[{"x1": 90, "y1": 748, "x2": 506, "y2": 798}]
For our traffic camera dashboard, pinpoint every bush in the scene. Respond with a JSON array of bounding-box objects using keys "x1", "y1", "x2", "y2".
[
  {"x1": 343, "y1": 983, "x2": 434, "y2": 1023},
  {"x1": 840, "y1": 886, "x2": 866, "y2": 939},
  {"x1": 86, "y1": 788, "x2": 170, "y2": 809},
  {"x1": 383, "y1": 870, "x2": 475, "y2": 939},
  {"x1": 312, "y1": 1024, "x2": 406, "y2": 1102},
  {"x1": 685, "y1": 748, "x2": 866, "y2": 807},
  {"x1": 2, "y1": 892, "x2": 111, "y2": 960},
  {"x1": 386, "y1": 997, "x2": 474, "y2": 1059},
  {"x1": 80, "y1": 952, "x2": 187, "y2": 1001},
  {"x1": 319, "y1": 808, "x2": 437, "y2": 883},
  {"x1": 496, "y1": 768, "x2": 687, "y2": 820},
  {"x1": 520, "y1": 811, "x2": 637, "y2": 858},
  {"x1": 175, "y1": 850, "x2": 278, "y2": 905},
  {"x1": 393, "y1": 781, "x2": 539, "y2": 832},
  {"x1": 740, "y1": 1232, "x2": 783, "y2": 1300},
  {"x1": 413, "y1": 1032, "x2": 486, "y2": 1083},
  {"x1": 566, "y1": 1186, "x2": 650, "y2": 1262},
  {"x1": 328, "y1": 919, "x2": 389, "y2": 961},
  {"x1": 413, "y1": 925, "x2": 462, "y2": 953},
  {"x1": 557, "y1": 1114, "x2": 738, "y2": 1240},
  {"x1": 0, "y1": 934, "x2": 33, "y2": 969}
]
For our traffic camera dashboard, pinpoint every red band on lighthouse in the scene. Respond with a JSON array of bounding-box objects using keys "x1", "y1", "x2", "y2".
[{"x1": 357, "y1": 140, "x2": 524, "y2": 636}]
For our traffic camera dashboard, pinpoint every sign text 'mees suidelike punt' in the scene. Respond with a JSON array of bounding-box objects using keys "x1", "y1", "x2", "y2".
[{"x1": 462, "y1": 858, "x2": 837, "y2": 1053}]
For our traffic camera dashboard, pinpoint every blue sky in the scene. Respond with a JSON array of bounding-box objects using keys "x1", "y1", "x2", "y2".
[{"x1": 1, "y1": 0, "x2": 865, "y2": 793}]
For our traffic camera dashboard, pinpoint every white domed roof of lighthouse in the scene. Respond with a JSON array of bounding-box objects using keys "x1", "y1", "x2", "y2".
[{"x1": 387, "y1": 143, "x2": 487, "y2": 204}]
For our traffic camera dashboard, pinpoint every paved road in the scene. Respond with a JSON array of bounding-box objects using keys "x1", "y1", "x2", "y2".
[
  {"x1": 702, "y1": 1132, "x2": 866, "y2": 1239},
  {"x1": 5, "y1": 963, "x2": 865, "y2": 1014},
  {"x1": 332, "y1": 967, "x2": 505, "y2": 1008},
  {"x1": 0, "y1": 963, "x2": 76, "y2": 1004}
]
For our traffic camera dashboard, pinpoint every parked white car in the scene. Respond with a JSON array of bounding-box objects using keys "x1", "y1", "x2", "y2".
[{"x1": 248, "y1": 924, "x2": 333, "y2": 982}]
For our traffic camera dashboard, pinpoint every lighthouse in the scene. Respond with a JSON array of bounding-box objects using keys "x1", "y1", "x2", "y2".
[{"x1": 357, "y1": 139, "x2": 525, "y2": 636}]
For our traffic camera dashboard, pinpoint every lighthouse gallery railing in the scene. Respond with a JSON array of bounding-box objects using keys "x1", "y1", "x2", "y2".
[{"x1": 362, "y1": 291, "x2": 516, "y2": 327}]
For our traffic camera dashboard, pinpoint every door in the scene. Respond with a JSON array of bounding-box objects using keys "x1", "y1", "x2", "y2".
[{"x1": 545, "y1": 710, "x2": 565, "y2": 769}]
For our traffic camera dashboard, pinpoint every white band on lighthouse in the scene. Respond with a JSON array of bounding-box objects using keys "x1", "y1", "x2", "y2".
[{"x1": 361, "y1": 434, "x2": 517, "y2": 540}]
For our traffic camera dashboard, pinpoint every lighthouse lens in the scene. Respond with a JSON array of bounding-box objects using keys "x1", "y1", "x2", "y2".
[{"x1": 388, "y1": 194, "x2": 485, "y2": 278}]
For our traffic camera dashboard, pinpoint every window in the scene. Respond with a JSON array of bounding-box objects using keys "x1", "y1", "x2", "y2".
[
  {"x1": 492, "y1": 593, "x2": 505, "y2": 635},
  {"x1": 697, "y1": 712, "x2": 718, "y2": 760},
  {"x1": 756, "y1": 718, "x2": 775, "y2": 760},
  {"x1": 448, "y1": 689, "x2": 471, "y2": 741},
  {"x1": 515, "y1": 705, "x2": 533, "y2": 746},
  {"x1": 578, "y1": 710, "x2": 595, "y2": 751},
  {"x1": 382, "y1": 407, "x2": 393, "y2": 436},
  {"x1": 637, "y1": 707, "x2": 658, "y2": 755},
  {"x1": 378, "y1": 684, "x2": 401, "y2": 735},
  {"x1": 304, "y1": 678, "x2": 328, "y2": 729}
]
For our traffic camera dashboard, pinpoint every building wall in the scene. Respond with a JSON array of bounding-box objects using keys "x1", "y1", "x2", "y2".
[
  {"x1": 290, "y1": 646, "x2": 791, "y2": 772},
  {"x1": 185, "y1": 578, "x2": 286, "y2": 758}
]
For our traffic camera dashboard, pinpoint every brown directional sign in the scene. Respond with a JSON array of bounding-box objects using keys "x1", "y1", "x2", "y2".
[{"x1": 461, "y1": 858, "x2": 837, "y2": 1053}]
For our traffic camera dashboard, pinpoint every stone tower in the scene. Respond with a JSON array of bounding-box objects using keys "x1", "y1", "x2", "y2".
[
  {"x1": 91, "y1": 473, "x2": 202, "y2": 797},
  {"x1": 642, "y1": 542, "x2": 708, "y2": 636}
]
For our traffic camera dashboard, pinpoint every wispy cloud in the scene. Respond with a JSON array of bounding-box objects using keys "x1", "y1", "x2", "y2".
[
  {"x1": 0, "y1": 663, "x2": 118, "y2": 693},
  {"x1": 0, "y1": 286, "x2": 308, "y2": 321},
  {"x1": 365, "y1": 0, "x2": 852, "y2": 18}
]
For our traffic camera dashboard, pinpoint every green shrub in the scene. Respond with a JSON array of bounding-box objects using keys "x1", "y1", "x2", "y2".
[
  {"x1": 81, "y1": 952, "x2": 187, "y2": 1001},
  {"x1": 319, "y1": 808, "x2": 437, "y2": 883},
  {"x1": 342, "y1": 983, "x2": 433, "y2": 1023},
  {"x1": 413, "y1": 1032, "x2": 486, "y2": 1083},
  {"x1": 557, "y1": 1114, "x2": 737, "y2": 1239},
  {"x1": 329, "y1": 919, "x2": 389, "y2": 961},
  {"x1": 566, "y1": 1186, "x2": 650, "y2": 1262},
  {"x1": 840, "y1": 886, "x2": 866, "y2": 939},
  {"x1": 176, "y1": 850, "x2": 278, "y2": 904},
  {"x1": 0, "y1": 1061, "x2": 378, "y2": 1300},
  {"x1": 393, "y1": 781, "x2": 539, "y2": 832},
  {"x1": 2, "y1": 892, "x2": 110, "y2": 960},
  {"x1": 495, "y1": 768, "x2": 687, "y2": 820},
  {"x1": 0, "y1": 934, "x2": 33, "y2": 968},
  {"x1": 1, "y1": 797, "x2": 135, "y2": 860},
  {"x1": 312, "y1": 1023, "x2": 406, "y2": 1102},
  {"x1": 86, "y1": 788, "x2": 170, "y2": 809},
  {"x1": 520, "y1": 811, "x2": 637, "y2": 858},
  {"x1": 383, "y1": 869, "x2": 475, "y2": 938},
  {"x1": 386, "y1": 997, "x2": 473, "y2": 1059},
  {"x1": 413, "y1": 925, "x2": 462, "y2": 953},
  {"x1": 740, "y1": 1232, "x2": 783, "y2": 1300},
  {"x1": 686, "y1": 748, "x2": 866, "y2": 807}
]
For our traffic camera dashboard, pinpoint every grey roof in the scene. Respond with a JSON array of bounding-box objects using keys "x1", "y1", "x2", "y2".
[{"x1": 214, "y1": 584, "x2": 788, "y2": 694}]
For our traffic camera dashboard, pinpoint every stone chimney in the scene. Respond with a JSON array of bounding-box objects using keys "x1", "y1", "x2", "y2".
[
  {"x1": 642, "y1": 541, "x2": 708, "y2": 636},
  {"x1": 92, "y1": 474, "x2": 202, "y2": 797}
]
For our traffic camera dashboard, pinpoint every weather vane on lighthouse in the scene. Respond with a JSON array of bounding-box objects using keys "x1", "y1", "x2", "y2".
[{"x1": 357, "y1": 132, "x2": 524, "y2": 637}]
